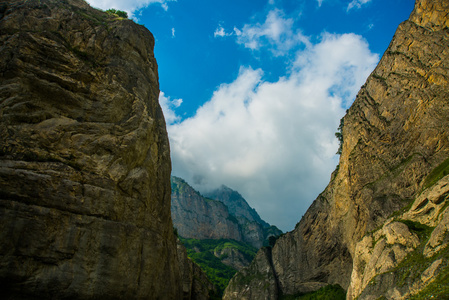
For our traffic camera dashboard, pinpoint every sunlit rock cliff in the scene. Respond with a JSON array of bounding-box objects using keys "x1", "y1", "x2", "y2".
[
  {"x1": 224, "y1": 0, "x2": 449, "y2": 299},
  {"x1": 0, "y1": 0, "x2": 211, "y2": 299}
]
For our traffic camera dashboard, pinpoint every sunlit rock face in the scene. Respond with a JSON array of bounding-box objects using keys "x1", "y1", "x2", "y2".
[
  {"x1": 224, "y1": 0, "x2": 449, "y2": 298},
  {"x1": 0, "y1": 0, "x2": 182, "y2": 298}
]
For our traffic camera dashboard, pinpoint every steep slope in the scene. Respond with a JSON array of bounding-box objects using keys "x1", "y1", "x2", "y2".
[
  {"x1": 172, "y1": 176, "x2": 282, "y2": 295},
  {"x1": 177, "y1": 239, "x2": 217, "y2": 300},
  {"x1": 0, "y1": 0, "x2": 208, "y2": 299},
  {"x1": 171, "y1": 176, "x2": 282, "y2": 249},
  {"x1": 224, "y1": 0, "x2": 449, "y2": 299},
  {"x1": 172, "y1": 176, "x2": 243, "y2": 242},
  {"x1": 205, "y1": 186, "x2": 282, "y2": 248}
]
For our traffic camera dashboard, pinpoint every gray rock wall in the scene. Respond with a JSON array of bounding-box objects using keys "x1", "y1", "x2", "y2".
[{"x1": 0, "y1": 0, "x2": 182, "y2": 298}]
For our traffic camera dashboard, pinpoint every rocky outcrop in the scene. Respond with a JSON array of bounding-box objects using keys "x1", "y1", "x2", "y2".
[
  {"x1": 214, "y1": 246, "x2": 254, "y2": 271},
  {"x1": 0, "y1": 0, "x2": 185, "y2": 298},
  {"x1": 171, "y1": 176, "x2": 282, "y2": 249},
  {"x1": 224, "y1": 0, "x2": 449, "y2": 298},
  {"x1": 177, "y1": 240, "x2": 217, "y2": 300},
  {"x1": 224, "y1": 248, "x2": 279, "y2": 300},
  {"x1": 347, "y1": 175, "x2": 449, "y2": 299}
]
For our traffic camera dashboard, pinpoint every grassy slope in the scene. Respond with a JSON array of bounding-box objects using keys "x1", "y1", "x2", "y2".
[{"x1": 180, "y1": 237, "x2": 258, "y2": 296}]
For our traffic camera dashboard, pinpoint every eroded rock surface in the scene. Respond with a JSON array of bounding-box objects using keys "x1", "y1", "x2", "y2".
[
  {"x1": 177, "y1": 240, "x2": 217, "y2": 300},
  {"x1": 223, "y1": 248, "x2": 278, "y2": 300},
  {"x1": 0, "y1": 0, "x2": 183, "y2": 298}
]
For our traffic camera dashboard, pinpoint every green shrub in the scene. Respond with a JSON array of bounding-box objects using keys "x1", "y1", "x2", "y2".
[
  {"x1": 281, "y1": 284, "x2": 346, "y2": 300},
  {"x1": 106, "y1": 8, "x2": 128, "y2": 18},
  {"x1": 422, "y1": 157, "x2": 449, "y2": 190}
]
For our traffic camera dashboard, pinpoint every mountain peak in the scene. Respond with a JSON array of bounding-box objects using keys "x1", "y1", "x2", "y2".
[{"x1": 171, "y1": 176, "x2": 282, "y2": 248}]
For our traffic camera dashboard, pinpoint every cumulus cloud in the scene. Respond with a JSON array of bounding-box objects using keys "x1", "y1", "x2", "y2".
[
  {"x1": 214, "y1": 25, "x2": 233, "y2": 38},
  {"x1": 85, "y1": 0, "x2": 175, "y2": 19},
  {"x1": 347, "y1": 0, "x2": 372, "y2": 11},
  {"x1": 159, "y1": 92, "x2": 182, "y2": 125},
  {"x1": 215, "y1": 9, "x2": 309, "y2": 56},
  {"x1": 165, "y1": 28, "x2": 378, "y2": 231}
]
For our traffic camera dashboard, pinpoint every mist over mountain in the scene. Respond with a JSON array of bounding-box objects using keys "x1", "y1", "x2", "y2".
[{"x1": 171, "y1": 176, "x2": 282, "y2": 249}]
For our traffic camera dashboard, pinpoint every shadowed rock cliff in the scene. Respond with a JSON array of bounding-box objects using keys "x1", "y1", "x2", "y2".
[
  {"x1": 0, "y1": 0, "x2": 189, "y2": 298},
  {"x1": 171, "y1": 176, "x2": 282, "y2": 249},
  {"x1": 205, "y1": 186, "x2": 282, "y2": 249},
  {"x1": 172, "y1": 176, "x2": 243, "y2": 242},
  {"x1": 224, "y1": 0, "x2": 449, "y2": 299}
]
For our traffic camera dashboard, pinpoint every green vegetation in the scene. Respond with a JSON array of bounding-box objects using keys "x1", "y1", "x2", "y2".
[
  {"x1": 335, "y1": 117, "x2": 344, "y2": 155},
  {"x1": 363, "y1": 216, "x2": 449, "y2": 299},
  {"x1": 281, "y1": 284, "x2": 346, "y2": 300},
  {"x1": 180, "y1": 237, "x2": 257, "y2": 296},
  {"x1": 392, "y1": 219, "x2": 436, "y2": 287},
  {"x1": 106, "y1": 8, "x2": 128, "y2": 18},
  {"x1": 397, "y1": 220, "x2": 433, "y2": 241},
  {"x1": 409, "y1": 263, "x2": 449, "y2": 300},
  {"x1": 422, "y1": 156, "x2": 449, "y2": 191},
  {"x1": 226, "y1": 214, "x2": 239, "y2": 224}
]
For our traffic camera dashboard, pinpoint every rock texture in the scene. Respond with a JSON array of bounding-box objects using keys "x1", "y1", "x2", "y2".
[
  {"x1": 224, "y1": 0, "x2": 449, "y2": 299},
  {"x1": 0, "y1": 0, "x2": 198, "y2": 299},
  {"x1": 172, "y1": 176, "x2": 243, "y2": 242},
  {"x1": 348, "y1": 176, "x2": 449, "y2": 299},
  {"x1": 205, "y1": 186, "x2": 282, "y2": 249},
  {"x1": 171, "y1": 176, "x2": 282, "y2": 249},
  {"x1": 177, "y1": 240, "x2": 217, "y2": 300},
  {"x1": 224, "y1": 248, "x2": 278, "y2": 300}
]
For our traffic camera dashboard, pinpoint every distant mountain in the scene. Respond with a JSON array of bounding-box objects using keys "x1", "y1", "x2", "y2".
[
  {"x1": 171, "y1": 176, "x2": 282, "y2": 249},
  {"x1": 171, "y1": 176, "x2": 282, "y2": 296},
  {"x1": 205, "y1": 185, "x2": 281, "y2": 248}
]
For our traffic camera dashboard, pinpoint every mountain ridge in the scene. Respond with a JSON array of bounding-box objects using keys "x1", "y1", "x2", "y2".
[{"x1": 171, "y1": 176, "x2": 282, "y2": 249}]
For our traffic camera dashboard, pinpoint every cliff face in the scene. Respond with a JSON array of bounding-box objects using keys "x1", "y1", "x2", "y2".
[
  {"x1": 171, "y1": 176, "x2": 282, "y2": 249},
  {"x1": 224, "y1": 0, "x2": 449, "y2": 299},
  {"x1": 205, "y1": 186, "x2": 282, "y2": 248},
  {"x1": 171, "y1": 176, "x2": 243, "y2": 242},
  {"x1": 0, "y1": 0, "x2": 182, "y2": 298},
  {"x1": 177, "y1": 240, "x2": 217, "y2": 300}
]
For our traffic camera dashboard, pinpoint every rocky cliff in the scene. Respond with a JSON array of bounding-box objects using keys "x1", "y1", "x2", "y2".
[
  {"x1": 224, "y1": 0, "x2": 449, "y2": 299},
  {"x1": 0, "y1": 0, "x2": 210, "y2": 299},
  {"x1": 205, "y1": 186, "x2": 282, "y2": 249},
  {"x1": 172, "y1": 176, "x2": 243, "y2": 242},
  {"x1": 171, "y1": 176, "x2": 282, "y2": 249},
  {"x1": 177, "y1": 240, "x2": 217, "y2": 300}
]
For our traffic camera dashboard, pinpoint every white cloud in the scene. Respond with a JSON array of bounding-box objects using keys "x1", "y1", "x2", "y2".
[
  {"x1": 347, "y1": 0, "x2": 372, "y2": 11},
  {"x1": 171, "y1": 27, "x2": 176, "y2": 38},
  {"x1": 85, "y1": 0, "x2": 175, "y2": 19},
  {"x1": 159, "y1": 92, "x2": 182, "y2": 125},
  {"x1": 214, "y1": 26, "x2": 231, "y2": 38},
  {"x1": 165, "y1": 33, "x2": 378, "y2": 231},
  {"x1": 216, "y1": 9, "x2": 310, "y2": 56}
]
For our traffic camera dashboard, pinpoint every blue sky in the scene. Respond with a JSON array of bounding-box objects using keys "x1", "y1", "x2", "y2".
[{"x1": 86, "y1": 0, "x2": 414, "y2": 232}]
